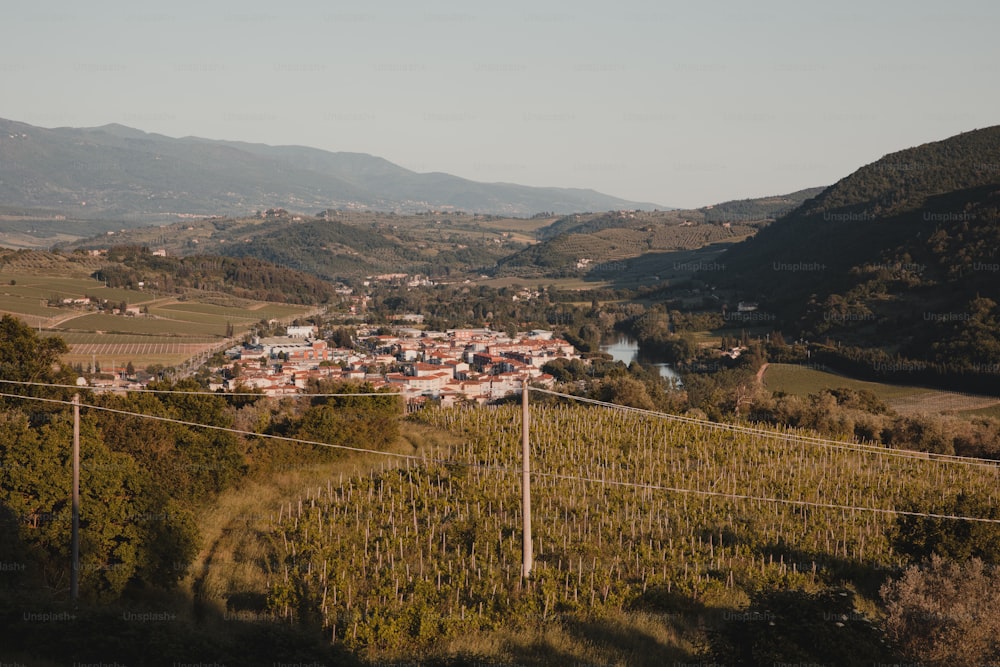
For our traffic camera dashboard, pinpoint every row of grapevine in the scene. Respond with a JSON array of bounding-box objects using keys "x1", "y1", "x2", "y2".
[{"x1": 264, "y1": 403, "x2": 1000, "y2": 655}]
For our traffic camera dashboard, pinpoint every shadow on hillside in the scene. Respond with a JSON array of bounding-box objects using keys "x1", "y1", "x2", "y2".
[
  {"x1": 0, "y1": 564, "x2": 360, "y2": 667},
  {"x1": 579, "y1": 244, "x2": 735, "y2": 291},
  {"x1": 758, "y1": 541, "x2": 897, "y2": 598},
  {"x1": 0, "y1": 501, "x2": 32, "y2": 595},
  {"x1": 498, "y1": 605, "x2": 701, "y2": 667}
]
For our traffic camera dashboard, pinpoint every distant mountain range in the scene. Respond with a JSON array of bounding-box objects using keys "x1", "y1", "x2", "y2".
[{"x1": 0, "y1": 118, "x2": 665, "y2": 218}]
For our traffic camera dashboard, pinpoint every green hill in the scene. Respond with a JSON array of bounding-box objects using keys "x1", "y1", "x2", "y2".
[
  {"x1": 497, "y1": 190, "x2": 823, "y2": 279},
  {"x1": 710, "y1": 126, "x2": 1000, "y2": 389},
  {"x1": 701, "y1": 186, "x2": 825, "y2": 223},
  {"x1": 59, "y1": 209, "x2": 529, "y2": 281}
]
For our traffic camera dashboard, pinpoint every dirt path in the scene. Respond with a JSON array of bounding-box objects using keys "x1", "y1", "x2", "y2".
[
  {"x1": 755, "y1": 362, "x2": 769, "y2": 384},
  {"x1": 183, "y1": 424, "x2": 455, "y2": 616}
]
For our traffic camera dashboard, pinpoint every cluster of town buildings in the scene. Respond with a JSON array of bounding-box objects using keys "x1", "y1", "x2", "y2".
[{"x1": 214, "y1": 326, "x2": 580, "y2": 406}]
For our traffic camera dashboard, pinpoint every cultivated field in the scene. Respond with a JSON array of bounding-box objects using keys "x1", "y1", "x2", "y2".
[
  {"x1": 762, "y1": 362, "x2": 929, "y2": 400},
  {"x1": 48, "y1": 300, "x2": 314, "y2": 368},
  {"x1": 248, "y1": 401, "x2": 1000, "y2": 662},
  {"x1": 762, "y1": 362, "x2": 1000, "y2": 416},
  {"x1": 47, "y1": 302, "x2": 311, "y2": 369},
  {"x1": 45, "y1": 331, "x2": 224, "y2": 369},
  {"x1": 0, "y1": 266, "x2": 314, "y2": 369},
  {"x1": 56, "y1": 312, "x2": 230, "y2": 337}
]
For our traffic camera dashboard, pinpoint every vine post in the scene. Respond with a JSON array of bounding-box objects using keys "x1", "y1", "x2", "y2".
[
  {"x1": 521, "y1": 380, "x2": 533, "y2": 579},
  {"x1": 71, "y1": 393, "x2": 80, "y2": 603}
]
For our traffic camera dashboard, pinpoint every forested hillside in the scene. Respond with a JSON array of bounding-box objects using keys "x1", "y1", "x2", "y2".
[{"x1": 710, "y1": 126, "x2": 1000, "y2": 390}]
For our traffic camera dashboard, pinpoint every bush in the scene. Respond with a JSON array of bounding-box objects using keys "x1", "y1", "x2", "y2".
[
  {"x1": 891, "y1": 492, "x2": 1000, "y2": 564},
  {"x1": 702, "y1": 587, "x2": 893, "y2": 665},
  {"x1": 881, "y1": 555, "x2": 1000, "y2": 666}
]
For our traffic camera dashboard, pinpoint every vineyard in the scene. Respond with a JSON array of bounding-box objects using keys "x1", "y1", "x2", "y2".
[{"x1": 262, "y1": 400, "x2": 1000, "y2": 661}]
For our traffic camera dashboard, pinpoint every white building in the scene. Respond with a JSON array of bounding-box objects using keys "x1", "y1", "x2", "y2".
[{"x1": 287, "y1": 325, "x2": 317, "y2": 338}]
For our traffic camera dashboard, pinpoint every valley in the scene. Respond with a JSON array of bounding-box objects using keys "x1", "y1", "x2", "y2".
[{"x1": 2, "y1": 122, "x2": 1000, "y2": 666}]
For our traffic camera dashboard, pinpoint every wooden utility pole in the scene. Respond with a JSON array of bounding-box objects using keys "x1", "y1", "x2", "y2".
[
  {"x1": 521, "y1": 380, "x2": 533, "y2": 578},
  {"x1": 71, "y1": 393, "x2": 80, "y2": 602}
]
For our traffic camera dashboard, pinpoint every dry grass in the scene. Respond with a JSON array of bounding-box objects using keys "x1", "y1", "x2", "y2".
[{"x1": 421, "y1": 609, "x2": 699, "y2": 666}]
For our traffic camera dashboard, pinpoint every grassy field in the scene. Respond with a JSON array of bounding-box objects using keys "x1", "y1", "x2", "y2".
[
  {"x1": 245, "y1": 303, "x2": 314, "y2": 320},
  {"x1": 0, "y1": 268, "x2": 312, "y2": 369},
  {"x1": 0, "y1": 294, "x2": 64, "y2": 318},
  {"x1": 960, "y1": 403, "x2": 1000, "y2": 419},
  {"x1": 148, "y1": 306, "x2": 259, "y2": 327},
  {"x1": 156, "y1": 302, "x2": 273, "y2": 319},
  {"x1": 47, "y1": 303, "x2": 309, "y2": 369},
  {"x1": 762, "y1": 362, "x2": 932, "y2": 400},
  {"x1": 0, "y1": 256, "x2": 316, "y2": 370},
  {"x1": 761, "y1": 362, "x2": 1000, "y2": 416},
  {"x1": 0, "y1": 273, "x2": 162, "y2": 327}
]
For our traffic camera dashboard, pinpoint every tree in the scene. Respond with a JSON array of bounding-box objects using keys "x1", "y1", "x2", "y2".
[
  {"x1": 881, "y1": 555, "x2": 1000, "y2": 666},
  {"x1": 0, "y1": 410, "x2": 150, "y2": 599},
  {"x1": 891, "y1": 492, "x2": 1000, "y2": 564},
  {"x1": 591, "y1": 376, "x2": 655, "y2": 410},
  {"x1": 0, "y1": 315, "x2": 76, "y2": 413}
]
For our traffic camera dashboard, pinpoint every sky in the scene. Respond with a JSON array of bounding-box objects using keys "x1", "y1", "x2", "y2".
[{"x1": 2, "y1": 0, "x2": 998, "y2": 208}]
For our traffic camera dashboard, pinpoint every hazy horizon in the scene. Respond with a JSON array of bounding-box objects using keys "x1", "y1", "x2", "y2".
[{"x1": 3, "y1": 0, "x2": 998, "y2": 208}]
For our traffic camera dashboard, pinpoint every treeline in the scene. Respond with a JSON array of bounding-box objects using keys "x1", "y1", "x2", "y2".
[
  {"x1": 748, "y1": 385, "x2": 1000, "y2": 459},
  {"x1": 701, "y1": 186, "x2": 824, "y2": 224},
  {"x1": 91, "y1": 247, "x2": 340, "y2": 304},
  {"x1": 808, "y1": 342, "x2": 1000, "y2": 396},
  {"x1": 798, "y1": 126, "x2": 1000, "y2": 219},
  {"x1": 367, "y1": 283, "x2": 630, "y2": 351}
]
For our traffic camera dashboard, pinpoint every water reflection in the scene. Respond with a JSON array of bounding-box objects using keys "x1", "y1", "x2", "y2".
[{"x1": 599, "y1": 335, "x2": 681, "y2": 383}]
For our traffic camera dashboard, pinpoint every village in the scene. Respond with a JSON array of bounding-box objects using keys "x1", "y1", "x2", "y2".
[{"x1": 211, "y1": 325, "x2": 581, "y2": 406}]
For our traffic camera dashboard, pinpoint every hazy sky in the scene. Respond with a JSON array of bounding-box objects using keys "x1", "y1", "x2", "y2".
[{"x1": 3, "y1": 0, "x2": 998, "y2": 208}]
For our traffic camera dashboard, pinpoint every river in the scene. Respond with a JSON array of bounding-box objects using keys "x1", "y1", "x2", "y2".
[{"x1": 599, "y1": 335, "x2": 682, "y2": 385}]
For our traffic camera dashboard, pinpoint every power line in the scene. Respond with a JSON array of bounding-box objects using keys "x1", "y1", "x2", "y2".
[
  {"x1": 3, "y1": 389, "x2": 1000, "y2": 525},
  {"x1": 9, "y1": 378, "x2": 996, "y2": 471},
  {"x1": 533, "y1": 469, "x2": 1000, "y2": 525},
  {"x1": 0, "y1": 378, "x2": 401, "y2": 399},
  {"x1": 532, "y1": 387, "x2": 1000, "y2": 470}
]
